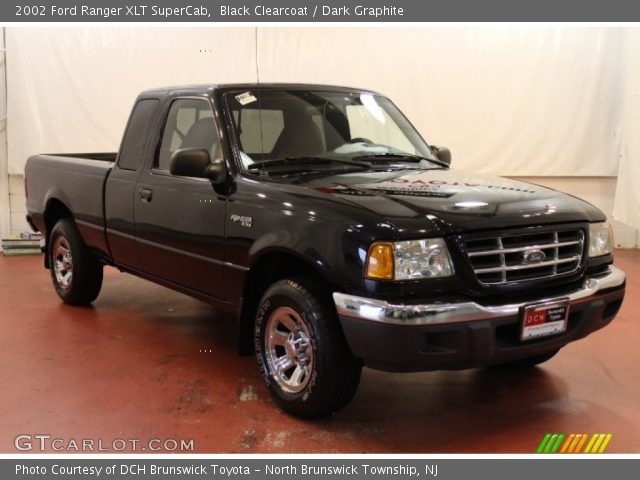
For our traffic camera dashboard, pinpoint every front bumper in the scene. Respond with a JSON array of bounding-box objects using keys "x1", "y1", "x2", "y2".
[{"x1": 333, "y1": 266, "x2": 626, "y2": 372}]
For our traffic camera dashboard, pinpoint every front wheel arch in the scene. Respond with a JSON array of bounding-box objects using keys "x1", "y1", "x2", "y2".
[{"x1": 237, "y1": 250, "x2": 342, "y2": 355}]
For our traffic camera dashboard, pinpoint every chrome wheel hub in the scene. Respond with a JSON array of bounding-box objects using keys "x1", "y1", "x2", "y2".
[
  {"x1": 53, "y1": 236, "x2": 73, "y2": 290},
  {"x1": 265, "y1": 307, "x2": 313, "y2": 394}
]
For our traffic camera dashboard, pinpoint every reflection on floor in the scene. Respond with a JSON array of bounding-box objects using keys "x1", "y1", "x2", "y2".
[{"x1": 0, "y1": 250, "x2": 638, "y2": 453}]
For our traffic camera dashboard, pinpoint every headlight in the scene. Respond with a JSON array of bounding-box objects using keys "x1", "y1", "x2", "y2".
[
  {"x1": 589, "y1": 221, "x2": 614, "y2": 258},
  {"x1": 365, "y1": 238, "x2": 455, "y2": 280}
]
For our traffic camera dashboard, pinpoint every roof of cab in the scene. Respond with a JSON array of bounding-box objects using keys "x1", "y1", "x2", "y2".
[{"x1": 138, "y1": 83, "x2": 381, "y2": 98}]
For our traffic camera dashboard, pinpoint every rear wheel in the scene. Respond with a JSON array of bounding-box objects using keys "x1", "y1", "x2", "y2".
[
  {"x1": 495, "y1": 348, "x2": 560, "y2": 368},
  {"x1": 49, "y1": 218, "x2": 103, "y2": 305},
  {"x1": 254, "y1": 278, "x2": 362, "y2": 418}
]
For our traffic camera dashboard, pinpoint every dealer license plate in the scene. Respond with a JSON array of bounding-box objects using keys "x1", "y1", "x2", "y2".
[{"x1": 521, "y1": 298, "x2": 570, "y2": 341}]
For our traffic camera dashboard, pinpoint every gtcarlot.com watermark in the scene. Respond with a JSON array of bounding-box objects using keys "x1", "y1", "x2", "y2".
[{"x1": 15, "y1": 434, "x2": 195, "y2": 452}]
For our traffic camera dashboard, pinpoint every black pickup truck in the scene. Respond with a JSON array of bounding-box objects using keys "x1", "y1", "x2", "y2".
[{"x1": 25, "y1": 84, "x2": 626, "y2": 417}]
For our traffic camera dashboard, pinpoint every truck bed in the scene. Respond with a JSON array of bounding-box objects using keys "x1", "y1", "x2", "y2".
[{"x1": 25, "y1": 153, "x2": 116, "y2": 256}]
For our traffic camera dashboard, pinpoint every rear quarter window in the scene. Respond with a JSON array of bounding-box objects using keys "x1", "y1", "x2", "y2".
[{"x1": 118, "y1": 99, "x2": 160, "y2": 171}]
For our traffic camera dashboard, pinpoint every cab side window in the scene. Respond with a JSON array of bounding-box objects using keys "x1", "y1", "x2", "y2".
[{"x1": 156, "y1": 98, "x2": 218, "y2": 171}]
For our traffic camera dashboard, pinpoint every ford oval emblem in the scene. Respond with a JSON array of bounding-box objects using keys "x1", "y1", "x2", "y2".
[{"x1": 522, "y1": 249, "x2": 546, "y2": 264}]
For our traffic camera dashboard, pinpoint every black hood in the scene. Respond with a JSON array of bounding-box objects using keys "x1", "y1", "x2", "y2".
[{"x1": 303, "y1": 168, "x2": 605, "y2": 237}]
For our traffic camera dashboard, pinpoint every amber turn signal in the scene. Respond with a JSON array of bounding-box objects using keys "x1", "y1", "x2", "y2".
[{"x1": 365, "y1": 242, "x2": 395, "y2": 280}]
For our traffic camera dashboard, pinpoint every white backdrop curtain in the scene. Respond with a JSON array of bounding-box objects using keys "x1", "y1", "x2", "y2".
[
  {"x1": 257, "y1": 27, "x2": 625, "y2": 177},
  {"x1": 0, "y1": 28, "x2": 10, "y2": 239},
  {"x1": 6, "y1": 27, "x2": 257, "y2": 174},
  {"x1": 6, "y1": 27, "x2": 628, "y2": 179},
  {"x1": 613, "y1": 94, "x2": 640, "y2": 230},
  {"x1": 613, "y1": 29, "x2": 640, "y2": 231}
]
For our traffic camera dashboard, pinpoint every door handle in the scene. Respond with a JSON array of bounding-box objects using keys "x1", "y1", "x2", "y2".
[{"x1": 139, "y1": 188, "x2": 153, "y2": 202}]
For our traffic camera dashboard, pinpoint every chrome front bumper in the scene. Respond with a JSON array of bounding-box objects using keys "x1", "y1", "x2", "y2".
[{"x1": 333, "y1": 266, "x2": 626, "y2": 326}]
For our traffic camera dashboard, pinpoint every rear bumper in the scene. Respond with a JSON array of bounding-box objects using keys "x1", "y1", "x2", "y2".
[{"x1": 333, "y1": 266, "x2": 626, "y2": 372}]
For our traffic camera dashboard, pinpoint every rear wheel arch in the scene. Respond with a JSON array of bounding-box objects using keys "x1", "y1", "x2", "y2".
[
  {"x1": 43, "y1": 199, "x2": 74, "y2": 268},
  {"x1": 44, "y1": 198, "x2": 73, "y2": 235}
]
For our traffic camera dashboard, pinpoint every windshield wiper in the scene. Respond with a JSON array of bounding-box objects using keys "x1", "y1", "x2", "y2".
[
  {"x1": 247, "y1": 156, "x2": 372, "y2": 171},
  {"x1": 352, "y1": 153, "x2": 449, "y2": 168}
]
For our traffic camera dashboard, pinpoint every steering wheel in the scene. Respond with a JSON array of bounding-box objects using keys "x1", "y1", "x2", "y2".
[{"x1": 348, "y1": 137, "x2": 373, "y2": 144}]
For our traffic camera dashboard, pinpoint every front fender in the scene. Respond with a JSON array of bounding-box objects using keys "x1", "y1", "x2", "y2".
[{"x1": 224, "y1": 178, "x2": 396, "y2": 299}]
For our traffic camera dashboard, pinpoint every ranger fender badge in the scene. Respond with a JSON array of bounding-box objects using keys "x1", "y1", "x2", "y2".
[{"x1": 231, "y1": 214, "x2": 253, "y2": 228}]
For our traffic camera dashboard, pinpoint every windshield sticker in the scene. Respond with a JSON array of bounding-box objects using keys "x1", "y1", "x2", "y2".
[{"x1": 235, "y1": 92, "x2": 257, "y2": 105}]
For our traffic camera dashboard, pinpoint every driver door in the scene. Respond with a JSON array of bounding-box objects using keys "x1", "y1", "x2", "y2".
[{"x1": 134, "y1": 97, "x2": 227, "y2": 299}]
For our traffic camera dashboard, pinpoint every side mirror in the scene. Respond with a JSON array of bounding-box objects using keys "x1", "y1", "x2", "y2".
[
  {"x1": 169, "y1": 148, "x2": 226, "y2": 183},
  {"x1": 431, "y1": 145, "x2": 451, "y2": 166}
]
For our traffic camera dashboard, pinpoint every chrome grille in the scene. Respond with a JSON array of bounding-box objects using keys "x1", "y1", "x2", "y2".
[{"x1": 465, "y1": 229, "x2": 585, "y2": 284}]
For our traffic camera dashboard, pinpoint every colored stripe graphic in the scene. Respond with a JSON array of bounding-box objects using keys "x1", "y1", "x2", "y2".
[
  {"x1": 537, "y1": 433, "x2": 552, "y2": 453},
  {"x1": 584, "y1": 434, "x2": 599, "y2": 453},
  {"x1": 537, "y1": 433, "x2": 612, "y2": 453},
  {"x1": 598, "y1": 434, "x2": 613, "y2": 453},
  {"x1": 567, "y1": 434, "x2": 581, "y2": 453},
  {"x1": 544, "y1": 433, "x2": 559, "y2": 453},
  {"x1": 591, "y1": 434, "x2": 606, "y2": 453},
  {"x1": 550, "y1": 433, "x2": 565, "y2": 453},
  {"x1": 559, "y1": 434, "x2": 575, "y2": 453},
  {"x1": 575, "y1": 434, "x2": 589, "y2": 453}
]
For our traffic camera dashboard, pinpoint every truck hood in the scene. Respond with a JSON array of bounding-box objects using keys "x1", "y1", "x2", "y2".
[{"x1": 303, "y1": 168, "x2": 604, "y2": 236}]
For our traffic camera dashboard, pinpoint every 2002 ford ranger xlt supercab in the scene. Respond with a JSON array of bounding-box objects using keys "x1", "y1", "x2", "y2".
[{"x1": 25, "y1": 84, "x2": 626, "y2": 418}]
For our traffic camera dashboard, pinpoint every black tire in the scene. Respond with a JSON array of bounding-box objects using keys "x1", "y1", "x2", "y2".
[
  {"x1": 49, "y1": 218, "x2": 103, "y2": 306},
  {"x1": 254, "y1": 278, "x2": 362, "y2": 418},
  {"x1": 495, "y1": 348, "x2": 560, "y2": 368}
]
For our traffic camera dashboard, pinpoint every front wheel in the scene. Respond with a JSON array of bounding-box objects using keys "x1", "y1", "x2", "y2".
[
  {"x1": 254, "y1": 278, "x2": 361, "y2": 418},
  {"x1": 49, "y1": 218, "x2": 103, "y2": 305}
]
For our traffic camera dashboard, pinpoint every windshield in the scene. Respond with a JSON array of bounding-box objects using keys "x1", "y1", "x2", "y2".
[{"x1": 226, "y1": 89, "x2": 440, "y2": 174}]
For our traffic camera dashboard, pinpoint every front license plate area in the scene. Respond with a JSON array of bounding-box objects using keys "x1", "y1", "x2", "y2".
[{"x1": 521, "y1": 298, "x2": 570, "y2": 341}]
